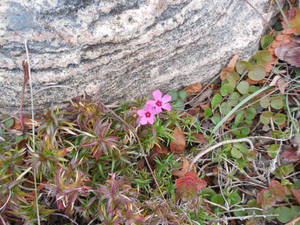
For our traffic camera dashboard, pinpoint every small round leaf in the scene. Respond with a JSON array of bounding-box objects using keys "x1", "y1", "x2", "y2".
[
  {"x1": 260, "y1": 111, "x2": 273, "y2": 125},
  {"x1": 270, "y1": 96, "x2": 284, "y2": 110},
  {"x1": 211, "y1": 94, "x2": 222, "y2": 109},
  {"x1": 248, "y1": 65, "x2": 266, "y2": 81},
  {"x1": 274, "y1": 113, "x2": 286, "y2": 125},
  {"x1": 237, "y1": 81, "x2": 249, "y2": 95},
  {"x1": 260, "y1": 96, "x2": 270, "y2": 108},
  {"x1": 231, "y1": 148, "x2": 243, "y2": 159}
]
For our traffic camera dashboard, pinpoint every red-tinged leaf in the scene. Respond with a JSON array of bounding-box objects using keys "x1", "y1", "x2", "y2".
[
  {"x1": 282, "y1": 150, "x2": 300, "y2": 162},
  {"x1": 170, "y1": 127, "x2": 186, "y2": 154},
  {"x1": 275, "y1": 41, "x2": 300, "y2": 67},
  {"x1": 172, "y1": 158, "x2": 190, "y2": 178},
  {"x1": 256, "y1": 180, "x2": 286, "y2": 209},
  {"x1": 291, "y1": 186, "x2": 300, "y2": 205},
  {"x1": 257, "y1": 189, "x2": 274, "y2": 209},
  {"x1": 175, "y1": 171, "x2": 207, "y2": 199},
  {"x1": 269, "y1": 180, "x2": 286, "y2": 201},
  {"x1": 184, "y1": 83, "x2": 202, "y2": 95}
]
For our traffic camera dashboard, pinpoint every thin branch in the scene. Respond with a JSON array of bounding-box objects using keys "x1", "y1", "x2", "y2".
[
  {"x1": 24, "y1": 39, "x2": 40, "y2": 225},
  {"x1": 243, "y1": 0, "x2": 275, "y2": 33},
  {"x1": 189, "y1": 138, "x2": 254, "y2": 170}
]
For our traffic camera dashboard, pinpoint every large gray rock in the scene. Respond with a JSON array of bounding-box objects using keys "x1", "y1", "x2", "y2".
[{"x1": 0, "y1": 0, "x2": 276, "y2": 114}]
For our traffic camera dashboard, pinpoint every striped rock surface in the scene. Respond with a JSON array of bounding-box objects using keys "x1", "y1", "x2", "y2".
[{"x1": 0, "y1": 0, "x2": 276, "y2": 114}]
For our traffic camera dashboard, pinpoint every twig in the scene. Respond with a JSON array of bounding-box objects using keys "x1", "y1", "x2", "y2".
[
  {"x1": 274, "y1": 0, "x2": 291, "y2": 27},
  {"x1": 286, "y1": 215, "x2": 300, "y2": 225},
  {"x1": 212, "y1": 86, "x2": 271, "y2": 133},
  {"x1": 0, "y1": 189, "x2": 11, "y2": 213},
  {"x1": 24, "y1": 39, "x2": 40, "y2": 225},
  {"x1": 215, "y1": 214, "x2": 278, "y2": 221},
  {"x1": 189, "y1": 138, "x2": 254, "y2": 170},
  {"x1": 97, "y1": 101, "x2": 170, "y2": 208},
  {"x1": 243, "y1": 0, "x2": 275, "y2": 33},
  {"x1": 203, "y1": 199, "x2": 228, "y2": 210},
  {"x1": 0, "y1": 215, "x2": 7, "y2": 225},
  {"x1": 269, "y1": 141, "x2": 282, "y2": 173}
]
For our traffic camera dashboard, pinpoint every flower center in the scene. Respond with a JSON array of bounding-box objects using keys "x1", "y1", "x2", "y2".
[
  {"x1": 145, "y1": 112, "x2": 151, "y2": 117},
  {"x1": 156, "y1": 100, "x2": 162, "y2": 107}
]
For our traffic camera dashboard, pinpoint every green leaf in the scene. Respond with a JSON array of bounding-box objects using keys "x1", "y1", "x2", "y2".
[
  {"x1": 4, "y1": 118, "x2": 14, "y2": 129},
  {"x1": 204, "y1": 107, "x2": 213, "y2": 117},
  {"x1": 273, "y1": 113, "x2": 286, "y2": 125},
  {"x1": 228, "y1": 92, "x2": 241, "y2": 106},
  {"x1": 291, "y1": 206, "x2": 300, "y2": 219},
  {"x1": 267, "y1": 144, "x2": 278, "y2": 158},
  {"x1": 260, "y1": 96, "x2": 270, "y2": 108},
  {"x1": 172, "y1": 100, "x2": 185, "y2": 111},
  {"x1": 237, "y1": 81, "x2": 249, "y2": 95},
  {"x1": 168, "y1": 91, "x2": 178, "y2": 101},
  {"x1": 245, "y1": 107, "x2": 256, "y2": 120},
  {"x1": 220, "y1": 102, "x2": 231, "y2": 115},
  {"x1": 211, "y1": 194, "x2": 225, "y2": 205},
  {"x1": 249, "y1": 85, "x2": 260, "y2": 93},
  {"x1": 236, "y1": 61, "x2": 252, "y2": 74},
  {"x1": 234, "y1": 111, "x2": 244, "y2": 126},
  {"x1": 211, "y1": 94, "x2": 222, "y2": 109},
  {"x1": 228, "y1": 192, "x2": 241, "y2": 205},
  {"x1": 248, "y1": 65, "x2": 266, "y2": 81},
  {"x1": 233, "y1": 207, "x2": 247, "y2": 217},
  {"x1": 240, "y1": 127, "x2": 250, "y2": 136},
  {"x1": 231, "y1": 148, "x2": 243, "y2": 159},
  {"x1": 202, "y1": 188, "x2": 216, "y2": 199},
  {"x1": 234, "y1": 143, "x2": 248, "y2": 154},
  {"x1": 178, "y1": 90, "x2": 187, "y2": 100},
  {"x1": 211, "y1": 114, "x2": 221, "y2": 125},
  {"x1": 294, "y1": 180, "x2": 300, "y2": 190},
  {"x1": 220, "y1": 83, "x2": 234, "y2": 96},
  {"x1": 275, "y1": 207, "x2": 294, "y2": 223},
  {"x1": 260, "y1": 111, "x2": 273, "y2": 125},
  {"x1": 261, "y1": 34, "x2": 274, "y2": 49},
  {"x1": 270, "y1": 96, "x2": 284, "y2": 110},
  {"x1": 252, "y1": 50, "x2": 272, "y2": 65}
]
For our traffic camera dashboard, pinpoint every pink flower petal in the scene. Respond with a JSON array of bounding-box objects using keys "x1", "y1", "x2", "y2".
[
  {"x1": 146, "y1": 100, "x2": 156, "y2": 107},
  {"x1": 137, "y1": 109, "x2": 145, "y2": 116},
  {"x1": 162, "y1": 94, "x2": 171, "y2": 103},
  {"x1": 148, "y1": 117, "x2": 155, "y2": 124},
  {"x1": 152, "y1": 90, "x2": 162, "y2": 100},
  {"x1": 139, "y1": 117, "x2": 147, "y2": 125},
  {"x1": 162, "y1": 103, "x2": 171, "y2": 111}
]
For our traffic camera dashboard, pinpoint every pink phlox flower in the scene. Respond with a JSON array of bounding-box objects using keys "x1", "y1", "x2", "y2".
[
  {"x1": 147, "y1": 89, "x2": 172, "y2": 114},
  {"x1": 137, "y1": 104, "x2": 156, "y2": 125}
]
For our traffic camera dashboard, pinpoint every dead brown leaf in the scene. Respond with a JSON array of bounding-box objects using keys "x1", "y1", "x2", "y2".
[
  {"x1": 170, "y1": 127, "x2": 186, "y2": 154},
  {"x1": 191, "y1": 133, "x2": 207, "y2": 143},
  {"x1": 171, "y1": 157, "x2": 190, "y2": 177},
  {"x1": 246, "y1": 78, "x2": 264, "y2": 85},
  {"x1": 184, "y1": 83, "x2": 202, "y2": 95},
  {"x1": 12, "y1": 117, "x2": 40, "y2": 130},
  {"x1": 220, "y1": 54, "x2": 239, "y2": 80},
  {"x1": 153, "y1": 144, "x2": 169, "y2": 154},
  {"x1": 270, "y1": 75, "x2": 287, "y2": 94}
]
